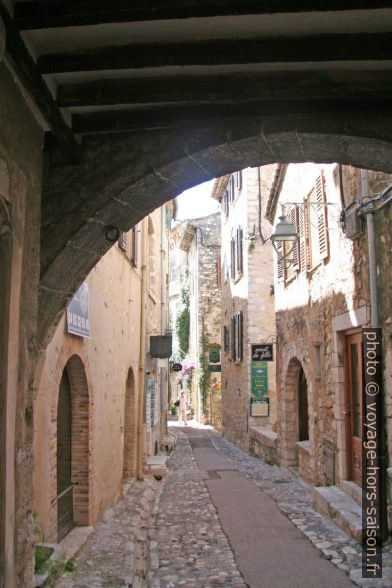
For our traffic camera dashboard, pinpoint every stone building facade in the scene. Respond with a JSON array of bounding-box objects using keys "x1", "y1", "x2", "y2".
[
  {"x1": 212, "y1": 168, "x2": 277, "y2": 458},
  {"x1": 169, "y1": 213, "x2": 222, "y2": 426},
  {"x1": 33, "y1": 205, "x2": 172, "y2": 545},
  {"x1": 268, "y1": 163, "x2": 392, "y2": 535}
]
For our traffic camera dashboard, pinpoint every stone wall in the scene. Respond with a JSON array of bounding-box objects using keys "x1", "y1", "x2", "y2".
[{"x1": 0, "y1": 63, "x2": 44, "y2": 586}]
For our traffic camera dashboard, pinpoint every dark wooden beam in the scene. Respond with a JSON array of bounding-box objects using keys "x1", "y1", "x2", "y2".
[
  {"x1": 14, "y1": 0, "x2": 392, "y2": 30},
  {"x1": 39, "y1": 33, "x2": 392, "y2": 74},
  {"x1": 72, "y1": 99, "x2": 392, "y2": 134},
  {"x1": 58, "y1": 71, "x2": 392, "y2": 108},
  {"x1": 0, "y1": 2, "x2": 81, "y2": 162}
]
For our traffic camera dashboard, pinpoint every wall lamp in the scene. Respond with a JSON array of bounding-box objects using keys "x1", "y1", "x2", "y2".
[{"x1": 268, "y1": 209, "x2": 298, "y2": 267}]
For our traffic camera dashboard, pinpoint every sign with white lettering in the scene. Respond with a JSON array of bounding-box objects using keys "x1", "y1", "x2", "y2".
[
  {"x1": 67, "y1": 282, "x2": 90, "y2": 338},
  {"x1": 251, "y1": 344, "x2": 273, "y2": 362}
]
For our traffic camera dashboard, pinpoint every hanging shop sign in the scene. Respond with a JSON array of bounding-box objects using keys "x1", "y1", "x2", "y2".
[
  {"x1": 251, "y1": 361, "x2": 268, "y2": 398},
  {"x1": 67, "y1": 282, "x2": 90, "y2": 338},
  {"x1": 251, "y1": 344, "x2": 273, "y2": 362},
  {"x1": 208, "y1": 344, "x2": 221, "y2": 364},
  {"x1": 208, "y1": 365, "x2": 221, "y2": 372}
]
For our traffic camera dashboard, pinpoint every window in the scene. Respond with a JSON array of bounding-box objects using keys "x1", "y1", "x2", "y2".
[
  {"x1": 230, "y1": 227, "x2": 243, "y2": 281},
  {"x1": 278, "y1": 171, "x2": 329, "y2": 283},
  {"x1": 236, "y1": 170, "x2": 242, "y2": 190},
  {"x1": 223, "y1": 190, "x2": 229, "y2": 217},
  {"x1": 223, "y1": 326, "x2": 229, "y2": 352},
  {"x1": 118, "y1": 231, "x2": 128, "y2": 252},
  {"x1": 229, "y1": 312, "x2": 243, "y2": 362},
  {"x1": 131, "y1": 226, "x2": 138, "y2": 266},
  {"x1": 229, "y1": 175, "x2": 235, "y2": 203}
]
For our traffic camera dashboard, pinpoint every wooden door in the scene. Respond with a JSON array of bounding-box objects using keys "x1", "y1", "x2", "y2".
[
  {"x1": 298, "y1": 367, "x2": 309, "y2": 441},
  {"x1": 57, "y1": 369, "x2": 74, "y2": 541},
  {"x1": 345, "y1": 332, "x2": 363, "y2": 486}
]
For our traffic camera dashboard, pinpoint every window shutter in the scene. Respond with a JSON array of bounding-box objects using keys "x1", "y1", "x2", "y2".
[
  {"x1": 230, "y1": 238, "x2": 236, "y2": 280},
  {"x1": 223, "y1": 326, "x2": 229, "y2": 352},
  {"x1": 230, "y1": 317, "x2": 236, "y2": 360},
  {"x1": 276, "y1": 240, "x2": 284, "y2": 281},
  {"x1": 315, "y1": 172, "x2": 329, "y2": 261},
  {"x1": 236, "y1": 170, "x2": 242, "y2": 190},
  {"x1": 299, "y1": 203, "x2": 310, "y2": 273},
  {"x1": 118, "y1": 231, "x2": 128, "y2": 252},
  {"x1": 131, "y1": 227, "x2": 138, "y2": 266},
  {"x1": 237, "y1": 228, "x2": 243, "y2": 274},
  {"x1": 223, "y1": 190, "x2": 229, "y2": 216},
  {"x1": 290, "y1": 207, "x2": 300, "y2": 271},
  {"x1": 237, "y1": 311, "x2": 243, "y2": 362},
  {"x1": 229, "y1": 176, "x2": 235, "y2": 203}
]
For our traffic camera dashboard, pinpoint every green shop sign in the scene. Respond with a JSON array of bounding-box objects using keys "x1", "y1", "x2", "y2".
[
  {"x1": 251, "y1": 361, "x2": 268, "y2": 398},
  {"x1": 208, "y1": 346, "x2": 221, "y2": 364}
]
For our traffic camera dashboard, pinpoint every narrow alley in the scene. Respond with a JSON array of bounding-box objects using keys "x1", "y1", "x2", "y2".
[{"x1": 57, "y1": 423, "x2": 392, "y2": 588}]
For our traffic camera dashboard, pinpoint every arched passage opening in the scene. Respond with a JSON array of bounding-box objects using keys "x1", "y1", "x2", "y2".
[
  {"x1": 53, "y1": 355, "x2": 93, "y2": 541},
  {"x1": 123, "y1": 368, "x2": 137, "y2": 480},
  {"x1": 39, "y1": 114, "x2": 392, "y2": 348}
]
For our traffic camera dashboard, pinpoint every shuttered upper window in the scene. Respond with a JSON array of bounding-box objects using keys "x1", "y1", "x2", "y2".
[{"x1": 278, "y1": 171, "x2": 329, "y2": 283}]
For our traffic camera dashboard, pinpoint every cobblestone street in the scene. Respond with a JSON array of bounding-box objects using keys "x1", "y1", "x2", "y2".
[{"x1": 58, "y1": 426, "x2": 392, "y2": 587}]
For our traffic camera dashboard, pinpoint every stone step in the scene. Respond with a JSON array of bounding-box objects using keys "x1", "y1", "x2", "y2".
[
  {"x1": 339, "y1": 479, "x2": 363, "y2": 507},
  {"x1": 313, "y1": 485, "x2": 362, "y2": 543}
]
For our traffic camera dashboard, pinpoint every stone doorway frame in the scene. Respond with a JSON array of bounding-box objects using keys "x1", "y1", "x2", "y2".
[
  {"x1": 332, "y1": 306, "x2": 368, "y2": 485},
  {"x1": 51, "y1": 354, "x2": 94, "y2": 541},
  {"x1": 123, "y1": 367, "x2": 137, "y2": 479},
  {"x1": 279, "y1": 355, "x2": 315, "y2": 470}
]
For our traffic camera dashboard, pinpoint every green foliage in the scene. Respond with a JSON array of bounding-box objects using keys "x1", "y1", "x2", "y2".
[
  {"x1": 176, "y1": 287, "x2": 190, "y2": 359},
  {"x1": 199, "y1": 333, "x2": 211, "y2": 416},
  {"x1": 33, "y1": 511, "x2": 75, "y2": 585}
]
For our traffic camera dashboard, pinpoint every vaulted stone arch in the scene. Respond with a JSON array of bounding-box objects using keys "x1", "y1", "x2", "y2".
[{"x1": 39, "y1": 111, "x2": 392, "y2": 348}]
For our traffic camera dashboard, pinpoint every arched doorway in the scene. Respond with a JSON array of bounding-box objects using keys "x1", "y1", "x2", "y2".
[
  {"x1": 56, "y1": 368, "x2": 74, "y2": 541},
  {"x1": 123, "y1": 368, "x2": 136, "y2": 479},
  {"x1": 54, "y1": 355, "x2": 92, "y2": 541},
  {"x1": 298, "y1": 367, "x2": 309, "y2": 443}
]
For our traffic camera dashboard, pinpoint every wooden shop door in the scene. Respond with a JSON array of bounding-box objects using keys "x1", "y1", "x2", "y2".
[{"x1": 345, "y1": 331, "x2": 363, "y2": 486}]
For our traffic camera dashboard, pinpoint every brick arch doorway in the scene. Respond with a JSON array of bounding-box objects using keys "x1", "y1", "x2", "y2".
[
  {"x1": 123, "y1": 367, "x2": 137, "y2": 479},
  {"x1": 279, "y1": 357, "x2": 310, "y2": 468},
  {"x1": 55, "y1": 355, "x2": 92, "y2": 542}
]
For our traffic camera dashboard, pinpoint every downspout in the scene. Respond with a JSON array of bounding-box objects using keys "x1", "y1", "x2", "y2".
[
  {"x1": 360, "y1": 170, "x2": 379, "y2": 327},
  {"x1": 137, "y1": 218, "x2": 147, "y2": 480}
]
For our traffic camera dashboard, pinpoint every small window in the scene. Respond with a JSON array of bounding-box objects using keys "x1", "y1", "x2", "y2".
[
  {"x1": 236, "y1": 170, "x2": 242, "y2": 190},
  {"x1": 118, "y1": 231, "x2": 128, "y2": 252},
  {"x1": 131, "y1": 226, "x2": 138, "y2": 266},
  {"x1": 235, "y1": 311, "x2": 243, "y2": 362},
  {"x1": 223, "y1": 326, "x2": 229, "y2": 352},
  {"x1": 223, "y1": 190, "x2": 229, "y2": 216}
]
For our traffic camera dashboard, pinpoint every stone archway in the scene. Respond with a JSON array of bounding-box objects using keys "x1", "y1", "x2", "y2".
[
  {"x1": 123, "y1": 368, "x2": 137, "y2": 479},
  {"x1": 51, "y1": 355, "x2": 93, "y2": 540},
  {"x1": 39, "y1": 112, "x2": 392, "y2": 348},
  {"x1": 279, "y1": 357, "x2": 313, "y2": 469}
]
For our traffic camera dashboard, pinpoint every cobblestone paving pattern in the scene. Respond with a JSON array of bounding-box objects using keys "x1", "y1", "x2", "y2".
[
  {"x1": 147, "y1": 433, "x2": 246, "y2": 588},
  {"x1": 208, "y1": 430, "x2": 392, "y2": 588},
  {"x1": 58, "y1": 479, "x2": 157, "y2": 587}
]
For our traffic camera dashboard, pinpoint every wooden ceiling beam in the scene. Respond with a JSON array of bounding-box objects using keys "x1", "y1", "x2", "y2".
[
  {"x1": 72, "y1": 98, "x2": 392, "y2": 134},
  {"x1": 58, "y1": 71, "x2": 392, "y2": 108},
  {"x1": 15, "y1": 1, "x2": 392, "y2": 30},
  {"x1": 39, "y1": 33, "x2": 392, "y2": 74},
  {"x1": 0, "y1": 2, "x2": 81, "y2": 161}
]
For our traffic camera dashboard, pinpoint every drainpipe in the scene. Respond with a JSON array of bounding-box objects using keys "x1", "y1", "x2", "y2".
[
  {"x1": 137, "y1": 218, "x2": 148, "y2": 480},
  {"x1": 360, "y1": 170, "x2": 379, "y2": 328}
]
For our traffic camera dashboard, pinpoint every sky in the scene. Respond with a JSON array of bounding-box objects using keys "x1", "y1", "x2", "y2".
[{"x1": 175, "y1": 179, "x2": 220, "y2": 220}]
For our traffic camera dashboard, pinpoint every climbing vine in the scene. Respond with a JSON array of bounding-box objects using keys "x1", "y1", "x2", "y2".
[
  {"x1": 176, "y1": 286, "x2": 190, "y2": 359},
  {"x1": 198, "y1": 333, "x2": 211, "y2": 416}
]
